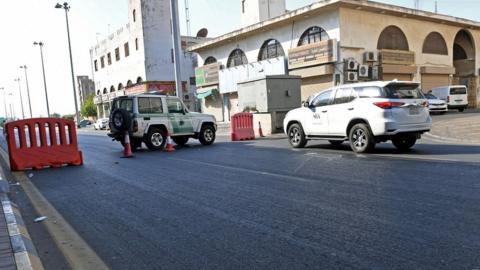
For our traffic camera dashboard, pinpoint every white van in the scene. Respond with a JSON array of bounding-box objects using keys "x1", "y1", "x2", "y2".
[{"x1": 431, "y1": 85, "x2": 468, "y2": 112}]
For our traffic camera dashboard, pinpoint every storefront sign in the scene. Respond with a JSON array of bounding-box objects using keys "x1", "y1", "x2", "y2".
[
  {"x1": 94, "y1": 96, "x2": 102, "y2": 105},
  {"x1": 125, "y1": 81, "x2": 186, "y2": 96},
  {"x1": 195, "y1": 63, "x2": 221, "y2": 87},
  {"x1": 379, "y1": 50, "x2": 415, "y2": 65},
  {"x1": 288, "y1": 39, "x2": 338, "y2": 70}
]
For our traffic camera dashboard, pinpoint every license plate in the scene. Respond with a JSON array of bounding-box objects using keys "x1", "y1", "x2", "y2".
[
  {"x1": 409, "y1": 106, "x2": 420, "y2": 115},
  {"x1": 455, "y1": 99, "x2": 463, "y2": 102}
]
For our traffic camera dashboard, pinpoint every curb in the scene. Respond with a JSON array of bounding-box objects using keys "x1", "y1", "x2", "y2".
[
  {"x1": 0, "y1": 172, "x2": 43, "y2": 270},
  {"x1": 425, "y1": 132, "x2": 480, "y2": 145}
]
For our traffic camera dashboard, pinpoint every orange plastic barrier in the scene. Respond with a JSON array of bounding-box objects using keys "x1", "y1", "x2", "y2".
[
  {"x1": 5, "y1": 118, "x2": 83, "y2": 171},
  {"x1": 231, "y1": 113, "x2": 255, "y2": 141}
]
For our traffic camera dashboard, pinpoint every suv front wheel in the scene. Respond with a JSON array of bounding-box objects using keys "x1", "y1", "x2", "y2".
[
  {"x1": 349, "y1": 123, "x2": 375, "y2": 153},
  {"x1": 145, "y1": 127, "x2": 166, "y2": 151},
  {"x1": 288, "y1": 123, "x2": 307, "y2": 148},
  {"x1": 199, "y1": 125, "x2": 216, "y2": 146}
]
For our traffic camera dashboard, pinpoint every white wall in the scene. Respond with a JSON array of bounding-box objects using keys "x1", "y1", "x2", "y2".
[{"x1": 241, "y1": 0, "x2": 286, "y2": 27}]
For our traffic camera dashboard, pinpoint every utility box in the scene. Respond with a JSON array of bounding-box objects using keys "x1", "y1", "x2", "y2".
[{"x1": 237, "y1": 75, "x2": 301, "y2": 113}]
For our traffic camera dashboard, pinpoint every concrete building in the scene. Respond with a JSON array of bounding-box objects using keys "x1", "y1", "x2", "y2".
[
  {"x1": 189, "y1": 0, "x2": 480, "y2": 122},
  {"x1": 77, "y1": 76, "x2": 95, "y2": 107},
  {"x1": 92, "y1": 0, "x2": 207, "y2": 118}
]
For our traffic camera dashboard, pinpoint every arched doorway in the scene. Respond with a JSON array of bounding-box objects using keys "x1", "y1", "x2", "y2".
[
  {"x1": 453, "y1": 29, "x2": 476, "y2": 107},
  {"x1": 377, "y1": 25, "x2": 414, "y2": 81}
]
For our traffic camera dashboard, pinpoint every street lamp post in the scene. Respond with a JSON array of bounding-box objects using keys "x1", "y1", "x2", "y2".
[
  {"x1": 56, "y1": 2, "x2": 80, "y2": 126},
  {"x1": 14, "y1": 78, "x2": 25, "y2": 119},
  {"x1": 20, "y1": 65, "x2": 33, "y2": 118},
  {"x1": 0, "y1": 87, "x2": 7, "y2": 119},
  {"x1": 8, "y1": 93, "x2": 14, "y2": 119},
  {"x1": 34, "y1": 41, "x2": 51, "y2": 117}
]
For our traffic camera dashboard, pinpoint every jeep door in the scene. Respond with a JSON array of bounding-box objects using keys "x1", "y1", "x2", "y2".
[
  {"x1": 137, "y1": 97, "x2": 165, "y2": 134},
  {"x1": 167, "y1": 98, "x2": 194, "y2": 135},
  {"x1": 304, "y1": 90, "x2": 333, "y2": 136},
  {"x1": 327, "y1": 87, "x2": 356, "y2": 136}
]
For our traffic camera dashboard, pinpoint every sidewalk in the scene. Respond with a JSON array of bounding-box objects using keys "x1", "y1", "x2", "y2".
[
  {"x1": 429, "y1": 110, "x2": 480, "y2": 144},
  {"x1": 0, "y1": 172, "x2": 16, "y2": 270}
]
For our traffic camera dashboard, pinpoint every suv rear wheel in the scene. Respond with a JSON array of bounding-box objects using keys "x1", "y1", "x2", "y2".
[
  {"x1": 349, "y1": 123, "x2": 375, "y2": 153},
  {"x1": 145, "y1": 127, "x2": 166, "y2": 151},
  {"x1": 288, "y1": 123, "x2": 307, "y2": 148},
  {"x1": 199, "y1": 125, "x2": 216, "y2": 145},
  {"x1": 392, "y1": 135, "x2": 417, "y2": 151}
]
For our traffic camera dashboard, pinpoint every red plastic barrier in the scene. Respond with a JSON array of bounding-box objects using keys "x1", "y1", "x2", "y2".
[
  {"x1": 231, "y1": 113, "x2": 255, "y2": 141},
  {"x1": 5, "y1": 118, "x2": 83, "y2": 171}
]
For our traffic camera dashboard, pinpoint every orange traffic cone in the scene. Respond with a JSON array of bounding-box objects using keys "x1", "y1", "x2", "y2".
[
  {"x1": 165, "y1": 133, "x2": 175, "y2": 152},
  {"x1": 258, "y1": 121, "x2": 265, "y2": 137},
  {"x1": 122, "y1": 131, "x2": 134, "y2": 158}
]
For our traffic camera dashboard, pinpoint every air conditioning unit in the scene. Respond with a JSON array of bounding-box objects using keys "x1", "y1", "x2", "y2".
[
  {"x1": 346, "y1": 71, "x2": 358, "y2": 82},
  {"x1": 371, "y1": 66, "x2": 381, "y2": 80},
  {"x1": 358, "y1": 65, "x2": 369, "y2": 78},
  {"x1": 364, "y1": 51, "x2": 378, "y2": 62},
  {"x1": 346, "y1": 59, "x2": 359, "y2": 71}
]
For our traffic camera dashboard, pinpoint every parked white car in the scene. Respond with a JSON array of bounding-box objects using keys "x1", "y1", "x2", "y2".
[
  {"x1": 94, "y1": 118, "x2": 109, "y2": 130},
  {"x1": 431, "y1": 85, "x2": 468, "y2": 112},
  {"x1": 424, "y1": 93, "x2": 447, "y2": 114},
  {"x1": 283, "y1": 81, "x2": 432, "y2": 153}
]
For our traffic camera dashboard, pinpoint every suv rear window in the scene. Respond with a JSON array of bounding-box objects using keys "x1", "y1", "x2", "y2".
[
  {"x1": 138, "y1": 97, "x2": 163, "y2": 114},
  {"x1": 383, "y1": 84, "x2": 424, "y2": 99},
  {"x1": 450, "y1": 87, "x2": 467, "y2": 95},
  {"x1": 354, "y1": 87, "x2": 383, "y2": 98},
  {"x1": 112, "y1": 98, "x2": 133, "y2": 112}
]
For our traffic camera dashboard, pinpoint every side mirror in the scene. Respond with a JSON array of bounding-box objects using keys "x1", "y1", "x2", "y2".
[{"x1": 302, "y1": 101, "x2": 309, "y2": 107}]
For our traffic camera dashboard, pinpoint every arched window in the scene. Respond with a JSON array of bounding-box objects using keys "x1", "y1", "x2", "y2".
[
  {"x1": 135, "y1": 38, "x2": 139, "y2": 51},
  {"x1": 298, "y1": 26, "x2": 329, "y2": 46},
  {"x1": 110, "y1": 86, "x2": 115, "y2": 93},
  {"x1": 204, "y1": 56, "x2": 217, "y2": 65},
  {"x1": 136, "y1": 77, "x2": 143, "y2": 83},
  {"x1": 258, "y1": 39, "x2": 285, "y2": 61},
  {"x1": 133, "y1": 9, "x2": 136, "y2": 22},
  {"x1": 96, "y1": 90, "x2": 100, "y2": 95},
  {"x1": 227, "y1": 49, "x2": 248, "y2": 68},
  {"x1": 377, "y1": 25, "x2": 409, "y2": 51},
  {"x1": 127, "y1": 80, "x2": 133, "y2": 86},
  {"x1": 423, "y1": 32, "x2": 448, "y2": 55},
  {"x1": 102, "y1": 88, "x2": 107, "y2": 94},
  {"x1": 118, "y1": 83, "x2": 124, "y2": 90}
]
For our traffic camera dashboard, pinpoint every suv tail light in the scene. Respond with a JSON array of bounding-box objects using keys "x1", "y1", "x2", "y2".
[
  {"x1": 133, "y1": 120, "x2": 138, "y2": 132},
  {"x1": 373, "y1": 102, "x2": 405, "y2": 109}
]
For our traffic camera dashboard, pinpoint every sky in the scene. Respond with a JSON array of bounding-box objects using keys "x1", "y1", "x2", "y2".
[{"x1": 0, "y1": 0, "x2": 479, "y2": 117}]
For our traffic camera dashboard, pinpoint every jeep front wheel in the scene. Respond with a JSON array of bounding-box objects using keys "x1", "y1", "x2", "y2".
[
  {"x1": 199, "y1": 125, "x2": 216, "y2": 145},
  {"x1": 145, "y1": 127, "x2": 166, "y2": 151}
]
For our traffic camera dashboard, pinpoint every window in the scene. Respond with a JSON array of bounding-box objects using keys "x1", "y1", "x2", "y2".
[
  {"x1": 311, "y1": 90, "x2": 333, "y2": 107},
  {"x1": 355, "y1": 87, "x2": 383, "y2": 98},
  {"x1": 384, "y1": 84, "x2": 423, "y2": 99},
  {"x1": 242, "y1": 0, "x2": 245, "y2": 13},
  {"x1": 94, "y1": 60, "x2": 98, "y2": 71},
  {"x1": 204, "y1": 56, "x2": 217, "y2": 65},
  {"x1": 115, "y1": 48, "x2": 120, "y2": 61},
  {"x1": 110, "y1": 86, "x2": 115, "y2": 92},
  {"x1": 135, "y1": 38, "x2": 139, "y2": 51},
  {"x1": 100, "y1": 56, "x2": 105, "y2": 68},
  {"x1": 138, "y1": 97, "x2": 163, "y2": 114},
  {"x1": 377, "y1": 25, "x2": 409, "y2": 51},
  {"x1": 450, "y1": 87, "x2": 467, "y2": 95},
  {"x1": 189, "y1": 77, "x2": 196, "y2": 85},
  {"x1": 258, "y1": 39, "x2": 285, "y2": 61},
  {"x1": 124, "y1": 43, "x2": 130, "y2": 57},
  {"x1": 167, "y1": 99, "x2": 184, "y2": 114},
  {"x1": 171, "y1": 49, "x2": 174, "y2": 63},
  {"x1": 298, "y1": 26, "x2": 329, "y2": 46},
  {"x1": 136, "y1": 77, "x2": 143, "y2": 83},
  {"x1": 423, "y1": 32, "x2": 448, "y2": 55},
  {"x1": 334, "y1": 88, "x2": 355, "y2": 104},
  {"x1": 107, "y1": 53, "x2": 112, "y2": 65},
  {"x1": 114, "y1": 98, "x2": 133, "y2": 112},
  {"x1": 133, "y1": 9, "x2": 136, "y2": 22},
  {"x1": 227, "y1": 49, "x2": 248, "y2": 68}
]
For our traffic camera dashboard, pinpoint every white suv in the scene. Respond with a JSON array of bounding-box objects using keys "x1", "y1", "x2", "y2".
[{"x1": 283, "y1": 81, "x2": 432, "y2": 153}]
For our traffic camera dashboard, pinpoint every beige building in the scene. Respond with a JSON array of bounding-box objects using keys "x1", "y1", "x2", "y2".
[{"x1": 189, "y1": 0, "x2": 480, "y2": 122}]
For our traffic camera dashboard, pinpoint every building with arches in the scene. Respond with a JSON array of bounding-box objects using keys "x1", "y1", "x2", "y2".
[
  {"x1": 91, "y1": 0, "x2": 209, "y2": 118},
  {"x1": 190, "y1": 0, "x2": 480, "y2": 122}
]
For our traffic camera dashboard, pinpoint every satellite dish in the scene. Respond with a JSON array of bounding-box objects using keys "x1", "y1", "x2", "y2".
[{"x1": 196, "y1": 28, "x2": 208, "y2": 38}]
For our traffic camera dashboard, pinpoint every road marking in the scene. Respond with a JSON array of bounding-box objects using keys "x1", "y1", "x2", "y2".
[{"x1": 0, "y1": 147, "x2": 110, "y2": 270}]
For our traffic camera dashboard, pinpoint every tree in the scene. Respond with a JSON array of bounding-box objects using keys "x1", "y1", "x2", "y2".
[
  {"x1": 51, "y1": 112, "x2": 61, "y2": 118},
  {"x1": 80, "y1": 94, "x2": 97, "y2": 118}
]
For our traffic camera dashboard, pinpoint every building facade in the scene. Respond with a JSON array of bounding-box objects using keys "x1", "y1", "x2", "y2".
[
  {"x1": 190, "y1": 0, "x2": 480, "y2": 122},
  {"x1": 77, "y1": 76, "x2": 95, "y2": 107},
  {"x1": 92, "y1": 0, "x2": 207, "y2": 118}
]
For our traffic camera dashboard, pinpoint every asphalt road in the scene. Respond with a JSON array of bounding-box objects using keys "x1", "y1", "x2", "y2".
[{"x1": 1, "y1": 130, "x2": 480, "y2": 270}]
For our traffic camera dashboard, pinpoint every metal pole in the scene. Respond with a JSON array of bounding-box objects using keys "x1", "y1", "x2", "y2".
[
  {"x1": 1, "y1": 88, "x2": 7, "y2": 119},
  {"x1": 20, "y1": 65, "x2": 33, "y2": 118},
  {"x1": 8, "y1": 93, "x2": 14, "y2": 119},
  {"x1": 60, "y1": 3, "x2": 81, "y2": 125},
  {"x1": 170, "y1": 0, "x2": 183, "y2": 98},
  {"x1": 36, "y1": 42, "x2": 51, "y2": 117},
  {"x1": 14, "y1": 79, "x2": 25, "y2": 119}
]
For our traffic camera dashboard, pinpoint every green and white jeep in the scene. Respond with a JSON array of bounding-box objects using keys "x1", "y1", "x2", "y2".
[{"x1": 108, "y1": 93, "x2": 217, "y2": 151}]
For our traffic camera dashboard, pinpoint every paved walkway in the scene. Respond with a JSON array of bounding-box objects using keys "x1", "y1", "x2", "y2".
[
  {"x1": 0, "y1": 172, "x2": 16, "y2": 270},
  {"x1": 429, "y1": 110, "x2": 480, "y2": 144}
]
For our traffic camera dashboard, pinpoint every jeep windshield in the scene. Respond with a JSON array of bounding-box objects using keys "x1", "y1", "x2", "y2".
[{"x1": 112, "y1": 98, "x2": 133, "y2": 112}]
